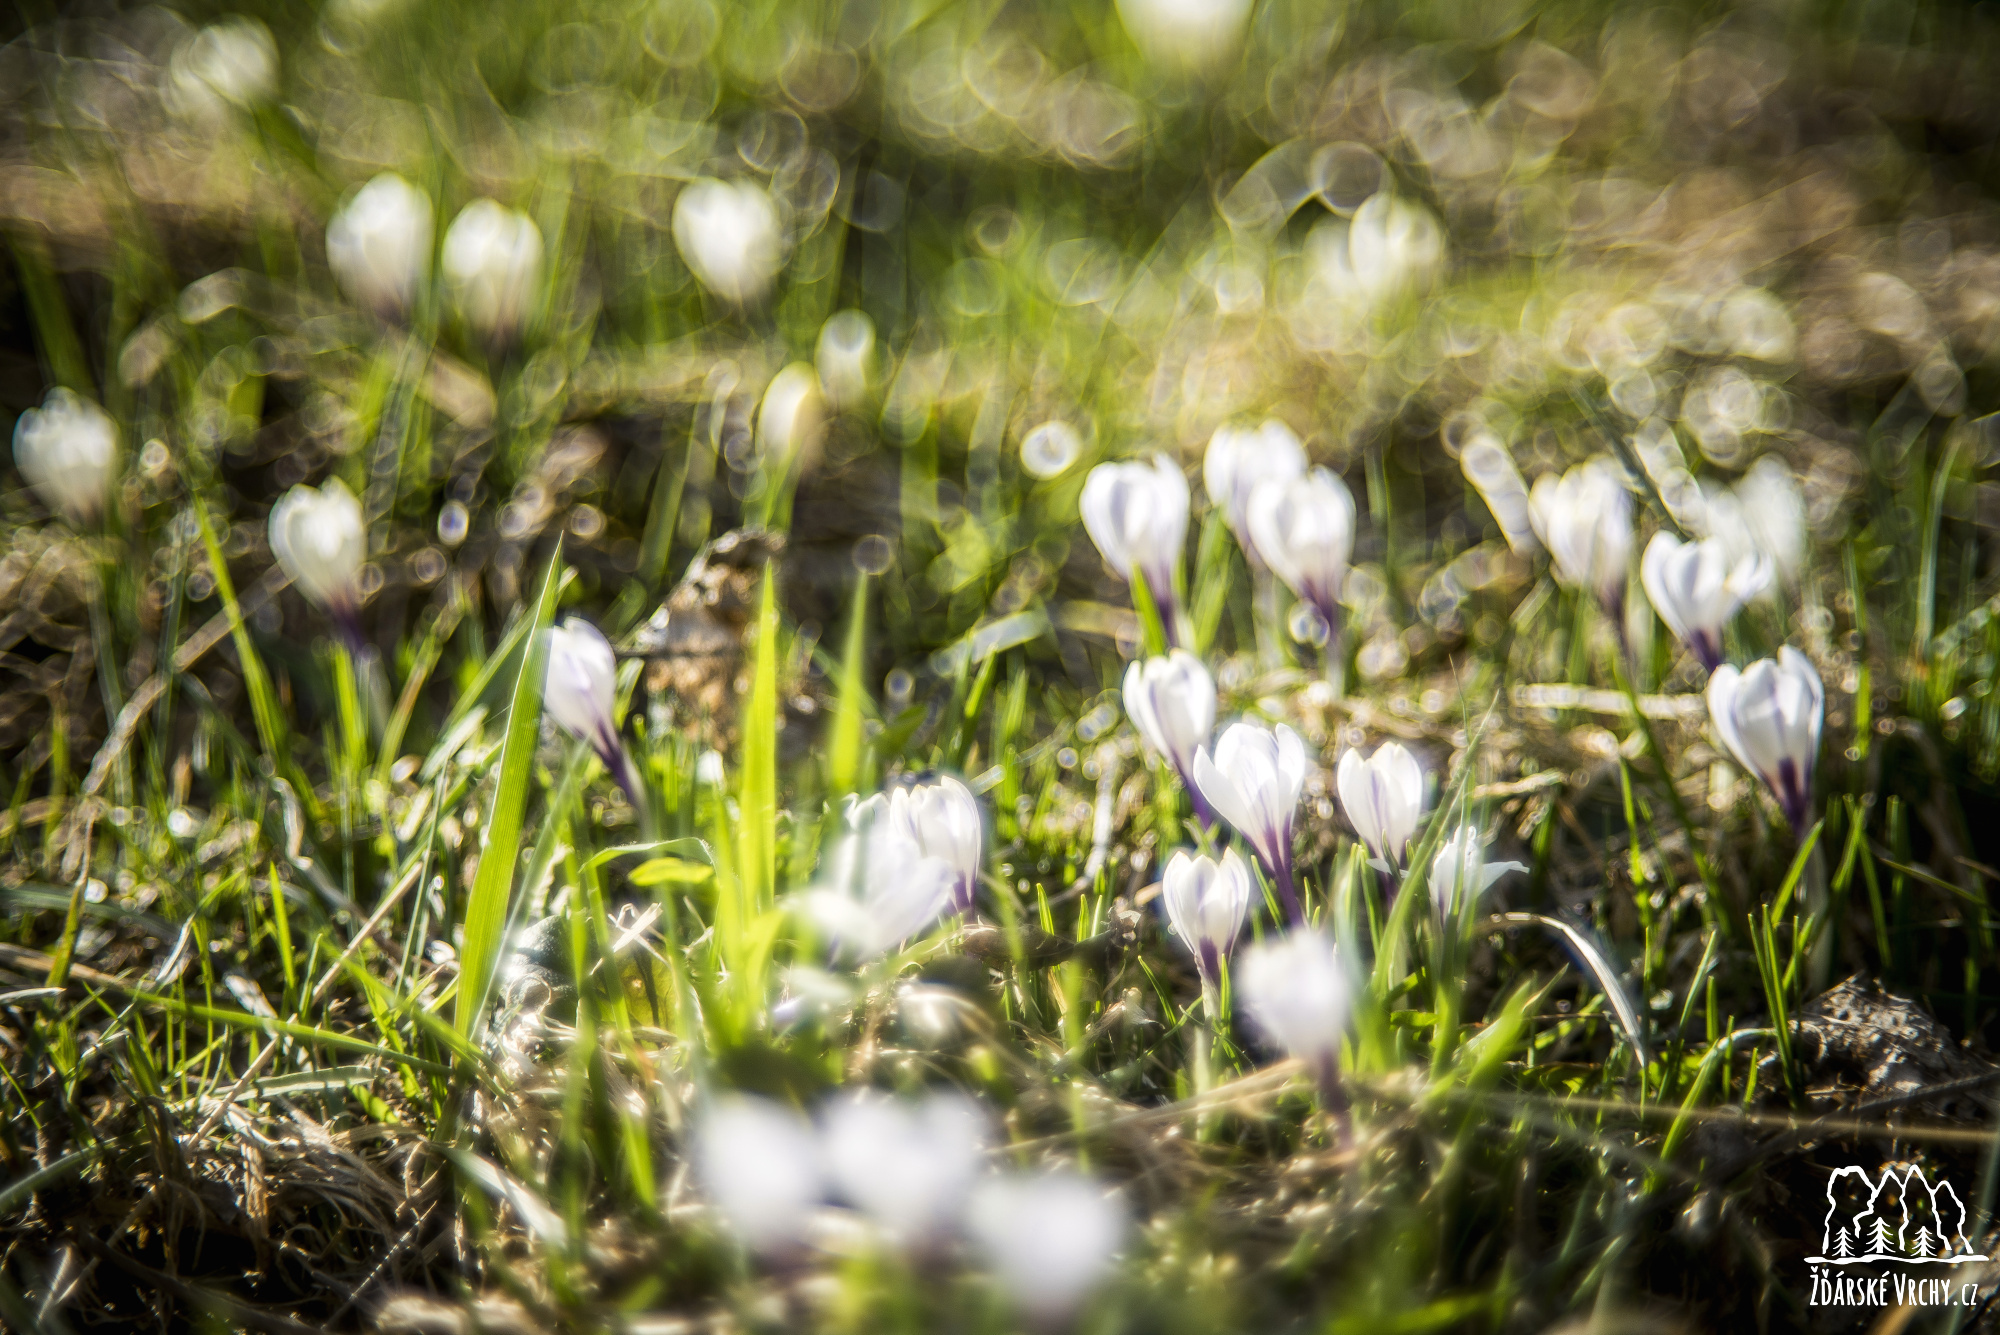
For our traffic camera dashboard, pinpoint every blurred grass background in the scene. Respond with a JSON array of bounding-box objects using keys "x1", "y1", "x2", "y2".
[{"x1": 5, "y1": 0, "x2": 2000, "y2": 1330}]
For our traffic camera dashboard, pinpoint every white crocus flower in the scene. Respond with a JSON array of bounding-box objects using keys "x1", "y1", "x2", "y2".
[
  {"x1": 268, "y1": 478, "x2": 365, "y2": 632},
  {"x1": 1334, "y1": 741, "x2": 1426, "y2": 870},
  {"x1": 966, "y1": 1171, "x2": 1126, "y2": 1319},
  {"x1": 13, "y1": 387, "x2": 118, "y2": 526},
  {"x1": 1529, "y1": 458, "x2": 1634, "y2": 618},
  {"x1": 543, "y1": 619, "x2": 643, "y2": 801},
  {"x1": 673, "y1": 179, "x2": 785, "y2": 305},
  {"x1": 887, "y1": 775, "x2": 984, "y2": 913},
  {"x1": 1707, "y1": 647, "x2": 1824, "y2": 837},
  {"x1": 757, "y1": 364, "x2": 824, "y2": 479},
  {"x1": 1639, "y1": 532, "x2": 1772, "y2": 672},
  {"x1": 1080, "y1": 456, "x2": 1191, "y2": 646},
  {"x1": 1238, "y1": 929, "x2": 1352, "y2": 1080},
  {"x1": 1123, "y1": 651, "x2": 1217, "y2": 825},
  {"x1": 327, "y1": 173, "x2": 433, "y2": 318},
  {"x1": 1428, "y1": 826, "x2": 1527, "y2": 922},
  {"x1": 1460, "y1": 432, "x2": 1538, "y2": 555},
  {"x1": 1115, "y1": 0, "x2": 1252, "y2": 69},
  {"x1": 1159, "y1": 848, "x2": 1252, "y2": 987},
  {"x1": 1191, "y1": 721, "x2": 1309, "y2": 922},
  {"x1": 441, "y1": 200, "x2": 543, "y2": 340},
  {"x1": 821, "y1": 1090, "x2": 988, "y2": 1246},
  {"x1": 170, "y1": 17, "x2": 278, "y2": 114},
  {"x1": 1705, "y1": 454, "x2": 1807, "y2": 588},
  {"x1": 815, "y1": 310, "x2": 876, "y2": 410},
  {"x1": 1203, "y1": 420, "x2": 1306, "y2": 567},
  {"x1": 804, "y1": 801, "x2": 959, "y2": 961},
  {"x1": 1246, "y1": 467, "x2": 1357, "y2": 637},
  {"x1": 694, "y1": 1095, "x2": 823, "y2": 1253}
]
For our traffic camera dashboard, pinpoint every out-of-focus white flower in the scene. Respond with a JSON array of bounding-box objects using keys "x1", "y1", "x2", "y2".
[
  {"x1": 1080, "y1": 456, "x2": 1190, "y2": 642},
  {"x1": 885, "y1": 775, "x2": 984, "y2": 913},
  {"x1": 673, "y1": 179, "x2": 785, "y2": 305},
  {"x1": 1460, "y1": 431, "x2": 1537, "y2": 555},
  {"x1": 327, "y1": 174, "x2": 433, "y2": 318},
  {"x1": 1639, "y1": 533, "x2": 1771, "y2": 672},
  {"x1": 1707, "y1": 647, "x2": 1823, "y2": 837},
  {"x1": 966, "y1": 1171, "x2": 1126, "y2": 1318},
  {"x1": 543, "y1": 619, "x2": 643, "y2": 800},
  {"x1": 695, "y1": 750, "x2": 727, "y2": 786},
  {"x1": 441, "y1": 200, "x2": 543, "y2": 340},
  {"x1": 1529, "y1": 458, "x2": 1633, "y2": 616},
  {"x1": 1705, "y1": 455, "x2": 1806, "y2": 587},
  {"x1": 1115, "y1": 0, "x2": 1252, "y2": 68},
  {"x1": 1203, "y1": 420, "x2": 1306, "y2": 566},
  {"x1": 757, "y1": 364, "x2": 824, "y2": 476},
  {"x1": 694, "y1": 1095, "x2": 823, "y2": 1252},
  {"x1": 170, "y1": 18, "x2": 278, "y2": 113},
  {"x1": 1237, "y1": 929, "x2": 1352, "y2": 1071},
  {"x1": 1159, "y1": 848, "x2": 1251, "y2": 986},
  {"x1": 1192, "y1": 721, "x2": 1309, "y2": 921},
  {"x1": 269, "y1": 478, "x2": 365, "y2": 625},
  {"x1": 1247, "y1": 467, "x2": 1356, "y2": 635},
  {"x1": 1428, "y1": 826, "x2": 1526, "y2": 921},
  {"x1": 1304, "y1": 194, "x2": 1445, "y2": 321},
  {"x1": 815, "y1": 310, "x2": 876, "y2": 410},
  {"x1": 821, "y1": 1090, "x2": 988, "y2": 1245},
  {"x1": 13, "y1": 388, "x2": 118, "y2": 525},
  {"x1": 804, "y1": 800, "x2": 959, "y2": 960},
  {"x1": 1019, "y1": 420, "x2": 1084, "y2": 480},
  {"x1": 1335, "y1": 741, "x2": 1426, "y2": 869},
  {"x1": 1123, "y1": 651, "x2": 1216, "y2": 822}
]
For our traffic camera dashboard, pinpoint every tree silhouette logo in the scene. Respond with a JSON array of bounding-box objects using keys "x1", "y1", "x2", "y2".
[{"x1": 1808, "y1": 1165, "x2": 1989, "y2": 1266}]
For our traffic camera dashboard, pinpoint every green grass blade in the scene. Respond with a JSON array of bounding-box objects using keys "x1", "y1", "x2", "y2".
[{"x1": 453, "y1": 546, "x2": 564, "y2": 1040}]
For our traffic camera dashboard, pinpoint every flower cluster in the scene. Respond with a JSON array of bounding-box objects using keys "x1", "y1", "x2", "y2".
[{"x1": 695, "y1": 1091, "x2": 1124, "y2": 1317}]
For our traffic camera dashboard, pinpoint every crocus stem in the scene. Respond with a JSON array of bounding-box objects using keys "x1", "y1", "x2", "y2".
[
  {"x1": 1320, "y1": 599, "x2": 1346, "y2": 699},
  {"x1": 1274, "y1": 860, "x2": 1304, "y2": 925},
  {"x1": 1314, "y1": 1055, "x2": 1354, "y2": 1153},
  {"x1": 1253, "y1": 566, "x2": 1283, "y2": 670},
  {"x1": 1804, "y1": 840, "x2": 1831, "y2": 993}
]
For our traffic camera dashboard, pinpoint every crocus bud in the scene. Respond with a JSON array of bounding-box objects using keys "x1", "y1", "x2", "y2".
[
  {"x1": 268, "y1": 478, "x2": 365, "y2": 632},
  {"x1": 1704, "y1": 455, "x2": 1806, "y2": 589},
  {"x1": 966, "y1": 1171, "x2": 1126, "y2": 1319},
  {"x1": 887, "y1": 775, "x2": 983, "y2": 913},
  {"x1": 1428, "y1": 826, "x2": 1526, "y2": 922},
  {"x1": 1706, "y1": 647, "x2": 1823, "y2": 837},
  {"x1": 1246, "y1": 467, "x2": 1356, "y2": 639},
  {"x1": 1115, "y1": 0, "x2": 1252, "y2": 69},
  {"x1": 543, "y1": 619, "x2": 644, "y2": 802},
  {"x1": 1080, "y1": 456, "x2": 1190, "y2": 645},
  {"x1": 441, "y1": 199, "x2": 543, "y2": 341},
  {"x1": 1203, "y1": 420, "x2": 1305, "y2": 567},
  {"x1": 1238, "y1": 929, "x2": 1352, "y2": 1078},
  {"x1": 757, "y1": 363, "x2": 824, "y2": 478},
  {"x1": 327, "y1": 173, "x2": 433, "y2": 318},
  {"x1": 673, "y1": 178, "x2": 785, "y2": 305},
  {"x1": 821, "y1": 1090, "x2": 988, "y2": 1246},
  {"x1": 1122, "y1": 651, "x2": 1216, "y2": 825},
  {"x1": 13, "y1": 387, "x2": 118, "y2": 526},
  {"x1": 170, "y1": 17, "x2": 278, "y2": 115},
  {"x1": 1192, "y1": 721, "x2": 1309, "y2": 922},
  {"x1": 1334, "y1": 741, "x2": 1426, "y2": 869},
  {"x1": 1639, "y1": 532, "x2": 1772, "y2": 672},
  {"x1": 804, "y1": 801, "x2": 959, "y2": 961},
  {"x1": 815, "y1": 309, "x2": 876, "y2": 410},
  {"x1": 1159, "y1": 848, "x2": 1251, "y2": 987},
  {"x1": 694, "y1": 1095, "x2": 823, "y2": 1253},
  {"x1": 1529, "y1": 458, "x2": 1633, "y2": 618},
  {"x1": 1460, "y1": 432, "x2": 1537, "y2": 555}
]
